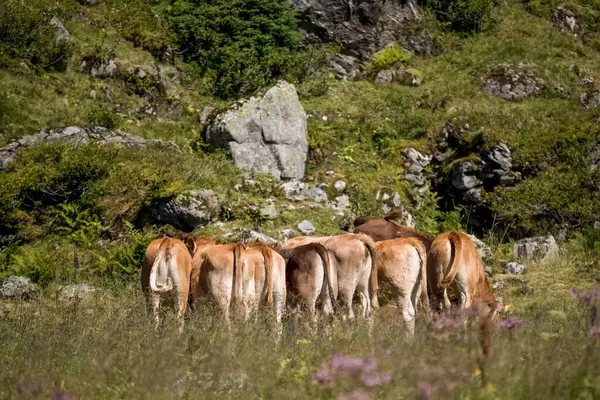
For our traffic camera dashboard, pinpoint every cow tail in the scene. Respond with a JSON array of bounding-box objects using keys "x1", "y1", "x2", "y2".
[
  {"x1": 149, "y1": 239, "x2": 173, "y2": 293},
  {"x1": 415, "y1": 242, "x2": 430, "y2": 312},
  {"x1": 233, "y1": 243, "x2": 245, "y2": 311},
  {"x1": 440, "y1": 232, "x2": 462, "y2": 289},
  {"x1": 314, "y1": 243, "x2": 338, "y2": 311},
  {"x1": 364, "y1": 240, "x2": 379, "y2": 309},
  {"x1": 259, "y1": 246, "x2": 274, "y2": 305}
]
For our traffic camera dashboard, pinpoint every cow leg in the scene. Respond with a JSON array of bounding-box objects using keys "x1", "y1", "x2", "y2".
[
  {"x1": 174, "y1": 287, "x2": 189, "y2": 334},
  {"x1": 443, "y1": 288, "x2": 452, "y2": 311},
  {"x1": 147, "y1": 292, "x2": 161, "y2": 330},
  {"x1": 356, "y1": 279, "x2": 371, "y2": 319},
  {"x1": 397, "y1": 296, "x2": 416, "y2": 339},
  {"x1": 338, "y1": 289, "x2": 355, "y2": 321}
]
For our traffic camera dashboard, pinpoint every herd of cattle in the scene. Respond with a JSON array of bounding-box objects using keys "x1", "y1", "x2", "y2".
[{"x1": 141, "y1": 210, "x2": 499, "y2": 334}]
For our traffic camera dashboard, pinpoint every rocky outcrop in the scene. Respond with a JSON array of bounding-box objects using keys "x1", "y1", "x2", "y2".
[
  {"x1": 0, "y1": 276, "x2": 36, "y2": 300},
  {"x1": 375, "y1": 189, "x2": 415, "y2": 227},
  {"x1": 292, "y1": 0, "x2": 434, "y2": 80},
  {"x1": 80, "y1": 57, "x2": 117, "y2": 78},
  {"x1": 552, "y1": 7, "x2": 580, "y2": 35},
  {"x1": 205, "y1": 81, "x2": 308, "y2": 180},
  {"x1": 150, "y1": 190, "x2": 220, "y2": 233},
  {"x1": 0, "y1": 126, "x2": 179, "y2": 170},
  {"x1": 483, "y1": 64, "x2": 544, "y2": 100},
  {"x1": 513, "y1": 236, "x2": 559, "y2": 264},
  {"x1": 448, "y1": 143, "x2": 519, "y2": 204}
]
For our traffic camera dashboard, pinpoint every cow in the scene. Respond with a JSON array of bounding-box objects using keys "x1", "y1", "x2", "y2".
[
  {"x1": 427, "y1": 231, "x2": 497, "y2": 319},
  {"x1": 275, "y1": 242, "x2": 338, "y2": 324},
  {"x1": 141, "y1": 237, "x2": 193, "y2": 333},
  {"x1": 354, "y1": 209, "x2": 434, "y2": 251},
  {"x1": 279, "y1": 233, "x2": 376, "y2": 320},
  {"x1": 373, "y1": 238, "x2": 428, "y2": 336},
  {"x1": 187, "y1": 237, "x2": 285, "y2": 325},
  {"x1": 242, "y1": 242, "x2": 287, "y2": 324},
  {"x1": 186, "y1": 237, "x2": 245, "y2": 324}
]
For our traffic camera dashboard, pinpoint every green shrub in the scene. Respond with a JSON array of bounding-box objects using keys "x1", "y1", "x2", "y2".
[
  {"x1": 87, "y1": 109, "x2": 121, "y2": 130},
  {"x1": 365, "y1": 43, "x2": 413, "y2": 72},
  {"x1": 421, "y1": 0, "x2": 496, "y2": 33},
  {"x1": 167, "y1": 0, "x2": 300, "y2": 98},
  {"x1": 0, "y1": 1, "x2": 73, "y2": 71},
  {"x1": 96, "y1": 222, "x2": 154, "y2": 278}
]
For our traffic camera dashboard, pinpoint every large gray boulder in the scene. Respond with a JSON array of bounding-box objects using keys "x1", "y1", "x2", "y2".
[
  {"x1": 0, "y1": 276, "x2": 36, "y2": 300},
  {"x1": 452, "y1": 161, "x2": 483, "y2": 190},
  {"x1": 151, "y1": 190, "x2": 220, "y2": 233},
  {"x1": 80, "y1": 57, "x2": 117, "y2": 78},
  {"x1": 298, "y1": 220, "x2": 316, "y2": 235},
  {"x1": 205, "y1": 81, "x2": 308, "y2": 180},
  {"x1": 0, "y1": 126, "x2": 179, "y2": 170},
  {"x1": 514, "y1": 236, "x2": 559, "y2": 264},
  {"x1": 292, "y1": 0, "x2": 434, "y2": 79}
]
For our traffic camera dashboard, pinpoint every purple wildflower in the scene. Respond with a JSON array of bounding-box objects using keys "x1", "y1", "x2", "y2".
[
  {"x1": 570, "y1": 286, "x2": 600, "y2": 305},
  {"x1": 499, "y1": 316, "x2": 526, "y2": 331},
  {"x1": 588, "y1": 325, "x2": 600, "y2": 338},
  {"x1": 363, "y1": 372, "x2": 392, "y2": 387},
  {"x1": 18, "y1": 383, "x2": 43, "y2": 396}
]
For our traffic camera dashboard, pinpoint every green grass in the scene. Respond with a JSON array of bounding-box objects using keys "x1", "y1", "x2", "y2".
[{"x1": 1, "y1": 250, "x2": 598, "y2": 399}]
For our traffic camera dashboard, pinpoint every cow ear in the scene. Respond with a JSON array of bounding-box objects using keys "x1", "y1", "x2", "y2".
[{"x1": 186, "y1": 237, "x2": 196, "y2": 256}]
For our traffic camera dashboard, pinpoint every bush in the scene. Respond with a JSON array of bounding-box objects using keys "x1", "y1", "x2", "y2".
[
  {"x1": 0, "y1": 1, "x2": 73, "y2": 71},
  {"x1": 365, "y1": 43, "x2": 413, "y2": 72},
  {"x1": 167, "y1": 0, "x2": 300, "y2": 98},
  {"x1": 421, "y1": 0, "x2": 496, "y2": 33}
]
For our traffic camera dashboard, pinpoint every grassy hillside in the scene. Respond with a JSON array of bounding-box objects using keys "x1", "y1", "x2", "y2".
[{"x1": 1, "y1": 0, "x2": 600, "y2": 398}]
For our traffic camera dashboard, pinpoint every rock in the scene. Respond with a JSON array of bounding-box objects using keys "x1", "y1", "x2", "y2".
[
  {"x1": 308, "y1": 187, "x2": 328, "y2": 203},
  {"x1": 374, "y1": 65, "x2": 422, "y2": 86},
  {"x1": 594, "y1": 221, "x2": 600, "y2": 229},
  {"x1": 57, "y1": 284, "x2": 98, "y2": 301},
  {"x1": 484, "y1": 265, "x2": 493, "y2": 277},
  {"x1": 259, "y1": 203, "x2": 279, "y2": 219},
  {"x1": 499, "y1": 171, "x2": 521, "y2": 186},
  {"x1": 0, "y1": 126, "x2": 179, "y2": 170},
  {"x1": 240, "y1": 231, "x2": 278, "y2": 246},
  {"x1": 552, "y1": 7, "x2": 579, "y2": 35},
  {"x1": 80, "y1": 57, "x2": 117, "y2": 78},
  {"x1": 482, "y1": 142, "x2": 511, "y2": 172},
  {"x1": 374, "y1": 69, "x2": 394, "y2": 83},
  {"x1": 504, "y1": 261, "x2": 526, "y2": 275},
  {"x1": 280, "y1": 180, "x2": 309, "y2": 201},
  {"x1": 205, "y1": 81, "x2": 308, "y2": 180},
  {"x1": 167, "y1": 101, "x2": 183, "y2": 120},
  {"x1": 90, "y1": 90, "x2": 96, "y2": 99},
  {"x1": 199, "y1": 106, "x2": 216, "y2": 125},
  {"x1": 151, "y1": 190, "x2": 220, "y2": 232},
  {"x1": 405, "y1": 172, "x2": 426, "y2": 186},
  {"x1": 483, "y1": 64, "x2": 544, "y2": 100},
  {"x1": 451, "y1": 161, "x2": 483, "y2": 190},
  {"x1": 334, "y1": 180, "x2": 346, "y2": 192},
  {"x1": 334, "y1": 195, "x2": 350, "y2": 212},
  {"x1": 466, "y1": 234, "x2": 493, "y2": 263},
  {"x1": 580, "y1": 90, "x2": 600, "y2": 110},
  {"x1": 0, "y1": 276, "x2": 36, "y2": 300},
  {"x1": 292, "y1": 0, "x2": 434, "y2": 80},
  {"x1": 298, "y1": 220, "x2": 316, "y2": 235},
  {"x1": 50, "y1": 17, "x2": 71, "y2": 43},
  {"x1": 403, "y1": 148, "x2": 431, "y2": 173},
  {"x1": 281, "y1": 229, "x2": 297, "y2": 240},
  {"x1": 514, "y1": 236, "x2": 559, "y2": 264}
]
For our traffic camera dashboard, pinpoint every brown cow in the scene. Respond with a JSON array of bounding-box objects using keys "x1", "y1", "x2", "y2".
[
  {"x1": 354, "y1": 210, "x2": 434, "y2": 250},
  {"x1": 279, "y1": 233, "x2": 376, "y2": 320},
  {"x1": 276, "y1": 242, "x2": 338, "y2": 323},
  {"x1": 187, "y1": 237, "x2": 285, "y2": 324},
  {"x1": 242, "y1": 243, "x2": 287, "y2": 324},
  {"x1": 141, "y1": 237, "x2": 193, "y2": 333},
  {"x1": 427, "y1": 231, "x2": 496, "y2": 317},
  {"x1": 187, "y1": 237, "x2": 245, "y2": 323},
  {"x1": 374, "y1": 238, "x2": 428, "y2": 336}
]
